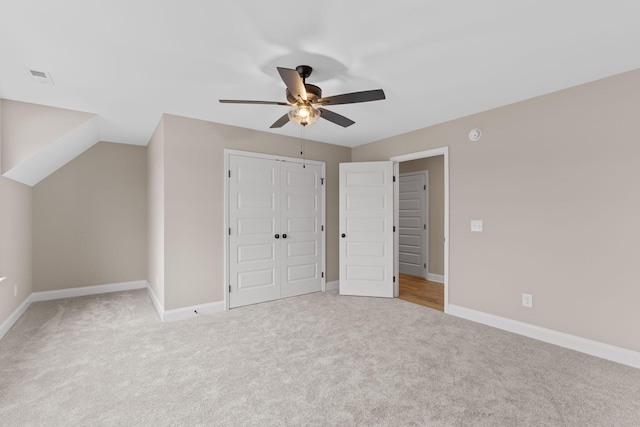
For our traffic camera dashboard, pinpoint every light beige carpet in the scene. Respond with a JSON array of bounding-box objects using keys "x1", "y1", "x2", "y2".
[{"x1": 1, "y1": 289, "x2": 639, "y2": 426}]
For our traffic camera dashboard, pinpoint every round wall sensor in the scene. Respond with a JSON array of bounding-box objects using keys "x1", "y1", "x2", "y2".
[{"x1": 468, "y1": 128, "x2": 482, "y2": 141}]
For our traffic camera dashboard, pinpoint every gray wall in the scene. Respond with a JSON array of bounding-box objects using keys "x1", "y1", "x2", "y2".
[
  {"x1": 353, "y1": 68, "x2": 640, "y2": 353},
  {"x1": 0, "y1": 100, "x2": 33, "y2": 327},
  {"x1": 0, "y1": 177, "x2": 32, "y2": 326},
  {"x1": 149, "y1": 114, "x2": 351, "y2": 310},
  {"x1": 33, "y1": 142, "x2": 147, "y2": 291}
]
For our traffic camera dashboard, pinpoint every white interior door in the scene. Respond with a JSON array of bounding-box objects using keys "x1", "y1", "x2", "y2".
[
  {"x1": 280, "y1": 162, "x2": 323, "y2": 298},
  {"x1": 399, "y1": 172, "x2": 427, "y2": 278},
  {"x1": 229, "y1": 155, "x2": 281, "y2": 308},
  {"x1": 339, "y1": 161, "x2": 394, "y2": 298}
]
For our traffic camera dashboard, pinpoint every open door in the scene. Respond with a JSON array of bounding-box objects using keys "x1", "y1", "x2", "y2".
[{"x1": 339, "y1": 161, "x2": 394, "y2": 297}]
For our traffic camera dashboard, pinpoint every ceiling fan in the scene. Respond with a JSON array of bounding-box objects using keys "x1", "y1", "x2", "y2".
[{"x1": 219, "y1": 65, "x2": 385, "y2": 128}]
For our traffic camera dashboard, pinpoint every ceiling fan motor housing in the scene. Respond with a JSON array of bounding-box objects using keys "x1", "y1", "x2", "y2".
[{"x1": 286, "y1": 84, "x2": 322, "y2": 104}]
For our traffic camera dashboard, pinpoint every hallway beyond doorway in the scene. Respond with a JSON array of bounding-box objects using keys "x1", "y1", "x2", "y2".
[{"x1": 398, "y1": 273, "x2": 444, "y2": 311}]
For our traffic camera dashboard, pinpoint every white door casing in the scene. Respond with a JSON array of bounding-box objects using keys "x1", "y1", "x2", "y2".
[
  {"x1": 398, "y1": 171, "x2": 428, "y2": 278},
  {"x1": 339, "y1": 161, "x2": 394, "y2": 298},
  {"x1": 228, "y1": 152, "x2": 324, "y2": 309},
  {"x1": 391, "y1": 147, "x2": 449, "y2": 313}
]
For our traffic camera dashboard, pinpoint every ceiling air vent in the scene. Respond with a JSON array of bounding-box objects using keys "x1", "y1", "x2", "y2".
[{"x1": 25, "y1": 67, "x2": 54, "y2": 85}]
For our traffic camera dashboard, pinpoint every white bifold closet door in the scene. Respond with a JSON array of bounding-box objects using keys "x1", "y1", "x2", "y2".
[{"x1": 229, "y1": 154, "x2": 323, "y2": 308}]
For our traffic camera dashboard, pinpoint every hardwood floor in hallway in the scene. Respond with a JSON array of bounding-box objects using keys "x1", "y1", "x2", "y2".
[{"x1": 398, "y1": 273, "x2": 444, "y2": 311}]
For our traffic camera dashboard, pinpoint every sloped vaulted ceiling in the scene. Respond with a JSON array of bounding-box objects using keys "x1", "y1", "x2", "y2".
[
  {"x1": 1, "y1": 1, "x2": 640, "y2": 156},
  {"x1": 0, "y1": 100, "x2": 99, "y2": 186}
]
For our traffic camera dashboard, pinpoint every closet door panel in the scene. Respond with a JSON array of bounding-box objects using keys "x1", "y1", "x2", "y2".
[
  {"x1": 280, "y1": 162, "x2": 323, "y2": 298},
  {"x1": 229, "y1": 155, "x2": 281, "y2": 308}
]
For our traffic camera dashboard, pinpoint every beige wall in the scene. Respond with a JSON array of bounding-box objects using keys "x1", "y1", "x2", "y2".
[
  {"x1": 0, "y1": 178, "x2": 32, "y2": 327},
  {"x1": 400, "y1": 156, "x2": 445, "y2": 276},
  {"x1": 33, "y1": 142, "x2": 147, "y2": 291},
  {"x1": 157, "y1": 114, "x2": 350, "y2": 310},
  {"x1": 0, "y1": 99, "x2": 33, "y2": 327},
  {"x1": 353, "y1": 68, "x2": 640, "y2": 353},
  {"x1": 147, "y1": 118, "x2": 165, "y2": 306},
  {"x1": 0, "y1": 99, "x2": 95, "y2": 173}
]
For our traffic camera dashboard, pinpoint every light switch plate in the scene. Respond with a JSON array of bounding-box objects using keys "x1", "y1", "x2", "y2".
[{"x1": 471, "y1": 220, "x2": 483, "y2": 232}]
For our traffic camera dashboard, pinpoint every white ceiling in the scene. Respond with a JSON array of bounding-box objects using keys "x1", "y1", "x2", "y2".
[{"x1": 1, "y1": 1, "x2": 640, "y2": 148}]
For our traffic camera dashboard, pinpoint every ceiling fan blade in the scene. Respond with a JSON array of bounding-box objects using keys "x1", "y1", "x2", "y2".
[
  {"x1": 316, "y1": 89, "x2": 385, "y2": 106},
  {"x1": 219, "y1": 99, "x2": 290, "y2": 106},
  {"x1": 270, "y1": 113, "x2": 290, "y2": 128},
  {"x1": 277, "y1": 67, "x2": 307, "y2": 101},
  {"x1": 318, "y1": 108, "x2": 355, "y2": 127}
]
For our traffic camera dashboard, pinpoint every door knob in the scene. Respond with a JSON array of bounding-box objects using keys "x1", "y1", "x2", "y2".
[
  {"x1": 341, "y1": 233, "x2": 346, "y2": 238},
  {"x1": 275, "y1": 234, "x2": 280, "y2": 239},
  {"x1": 282, "y1": 234, "x2": 287, "y2": 239}
]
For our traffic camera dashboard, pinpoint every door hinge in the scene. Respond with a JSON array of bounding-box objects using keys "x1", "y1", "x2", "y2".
[
  {"x1": 424, "y1": 184, "x2": 426, "y2": 190},
  {"x1": 424, "y1": 224, "x2": 426, "y2": 230},
  {"x1": 393, "y1": 176, "x2": 396, "y2": 182},
  {"x1": 393, "y1": 276, "x2": 396, "y2": 283},
  {"x1": 321, "y1": 272, "x2": 324, "y2": 278},
  {"x1": 424, "y1": 263, "x2": 427, "y2": 268},
  {"x1": 228, "y1": 170, "x2": 231, "y2": 178},
  {"x1": 321, "y1": 225, "x2": 324, "y2": 231},
  {"x1": 229, "y1": 227, "x2": 231, "y2": 235},
  {"x1": 393, "y1": 226, "x2": 396, "y2": 232},
  {"x1": 321, "y1": 177, "x2": 324, "y2": 185},
  {"x1": 229, "y1": 285, "x2": 231, "y2": 293}
]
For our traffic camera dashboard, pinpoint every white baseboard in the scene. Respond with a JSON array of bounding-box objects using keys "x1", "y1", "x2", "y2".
[
  {"x1": 325, "y1": 280, "x2": 339, "y2": 291},
  {"x1": 146, "y1": 285, "x2": 164, "y2": 320},
  {"x1": 31, "y1": 280, "x2": 147, "y2": 302},
  {"x1": 144, "y1": 283, "x2": 224, "y2": 322},
  {"x1": 427, "y1": 273, "x2": 445, "y2": 284},
  {"x1": 0, "y1": 294, "x2": 34, "y2": 341},
  {"x1": 449, "y1": 304, "x2": 640, "y2": 370},
  {"x1": 162, "y1": 300, "x2": 225, "y2": 322}
]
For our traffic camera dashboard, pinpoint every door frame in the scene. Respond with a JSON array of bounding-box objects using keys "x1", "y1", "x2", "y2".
[
  {"x1": 223, "y1": 149, "x2": 326, "y2": 310},
  {"x1": 391, "y1": 147, "x2": 449, "y2": 313},
  {"x1": 398, "y1": 170, "x2": 429, "y2": 279}
]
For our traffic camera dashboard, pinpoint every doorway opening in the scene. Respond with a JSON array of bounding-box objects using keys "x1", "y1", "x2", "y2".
[{"x1": 391, "y1": 147, "x2": 449, "y2": 313}]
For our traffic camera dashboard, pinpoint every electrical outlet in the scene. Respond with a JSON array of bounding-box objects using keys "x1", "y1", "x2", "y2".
[
  {"x1": 522, "y1": 293, "x2": 532, "y2": 308},
  {"x1": 14, "y1": 284, "x2": 17, "y2": 297}
]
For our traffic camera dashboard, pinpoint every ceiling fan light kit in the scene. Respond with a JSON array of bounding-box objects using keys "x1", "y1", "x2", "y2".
[
  {"x1": 220, "y1": 64, "x2": 385, "y2": 128},
  {"x1": 288, "y1": 105, "x2": 321, "y2": 126}
]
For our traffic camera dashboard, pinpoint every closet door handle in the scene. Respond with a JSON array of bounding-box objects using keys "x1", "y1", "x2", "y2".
[
  {"x1": 275, "y1": 234, "x2": 280, "y2": 239},
  {"x1": 282, "y1": 234, "x2": 287, "y2": 239},
  {"x1": 341, "y1": 233, "x2": 346, "y2": 238}
]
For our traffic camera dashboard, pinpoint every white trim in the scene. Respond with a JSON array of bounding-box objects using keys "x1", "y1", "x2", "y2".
[
  {"x1": 145, "y1": 282, "x2": 224, "y2": 322},
  {"x1": 162, "y1": 300, "x2": 225, "y2": 322},
  {"x1": 427, "y1": 273, "x2": 445, "y2": 284},
  {"x1": 0, "y1": 294, "x2": 33, "y2": 341},
  {"x1": 391, "y1": 146, "x2": 449, "y2": 313},
  {"x1": 146, "y1": 285, "x2": 164, "y2": 320},
  {"x1": 31, "y1": 280, "x2": 147, "y2": 302},
  {"x1": 325, "y1": 280, "x2": 339, "y2": 291},
  {"x1": 449, "y1": 304, "x2": 640, "y2": 370}
]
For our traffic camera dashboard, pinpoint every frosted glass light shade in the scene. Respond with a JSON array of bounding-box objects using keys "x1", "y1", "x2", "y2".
[{"x1": 288, "y1": 105, "x2": 320, "y2": 126}]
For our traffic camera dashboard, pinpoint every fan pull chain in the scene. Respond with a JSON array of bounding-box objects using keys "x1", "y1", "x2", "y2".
[{"x1": 300, "y1": 126, "x2": 306, "y2": 168}]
